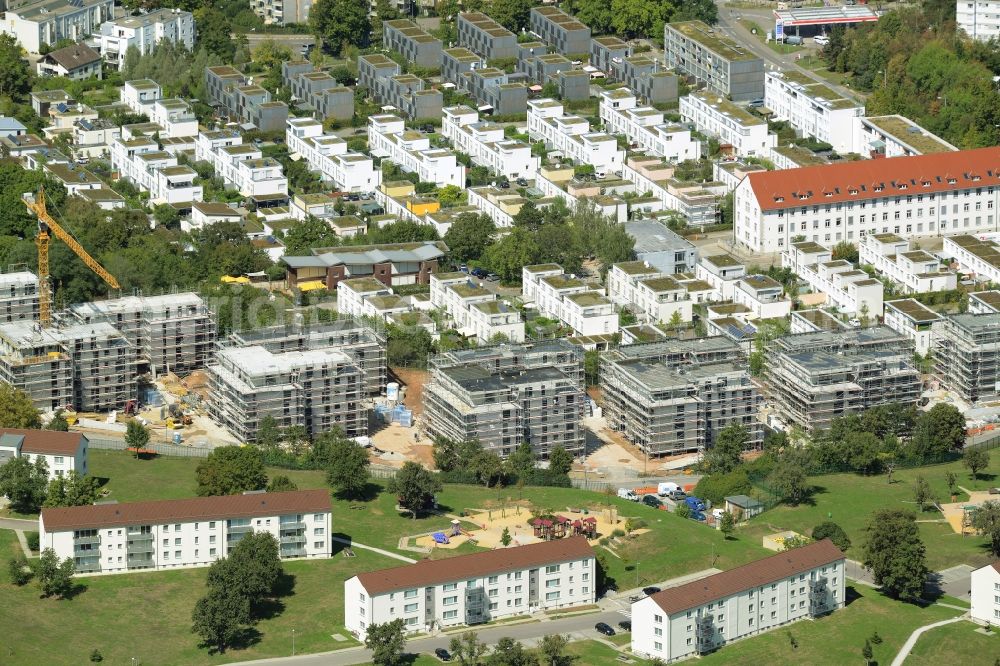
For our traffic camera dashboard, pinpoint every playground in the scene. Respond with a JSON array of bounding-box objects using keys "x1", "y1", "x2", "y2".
[
  {"x1": 939, "y1": 489, "x2": 996, "y2": 534},
  {"x1": 409, "y1": 502, "x2": 646, "y2": 552}
]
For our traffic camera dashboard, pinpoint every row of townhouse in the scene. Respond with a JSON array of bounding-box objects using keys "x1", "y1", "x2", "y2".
[
  {"x1": 606, "y1": 261, "x2": 694, "y2": 324},
  {"x1": 40, "y1": 489, "x2": 331, "y2": 574},
  {"x1": 383, "y1": 18, "x2": 442, "y2": 69},
  {"x1": 0, "y1": 429, "x2": 87, "y2": 481},
  {"x1": 734, "y1": 146, "x2": 1000, "y2": 253},
  {"x1": 942, "y1": 233, "x2": 1000, "y2": 285},
  {"x1": 368, "y1": 114, "x2": 465, "y2": 188},
  {"x1": 193, "y1": 131, "x2": 288, "y2": 198},
  {"x1": 120, "y1": 80, "x2": 198, "y2": 138},
  {"x1": 98, "y1": 8, "x2": 195, "y2": 70},
  {"x1": 110, "y1": 136, "x2": 202, "y2": 206},
  {"x1": 590, "y1": 36, "x2": 678, "y2": 105},
  {"x1": 781, "y1": 241, "x2": 884, "y2": 317},
  {"x1": 422, "y1": 340, "x2": 586, "y2": 459},
  {"x1": 440, "y1": 48, "x2": 530, "y2": 117},
  {"x1": 679, "y1": 90, "x2": 775, "y2": 159},
  {"x1": 522, "y1": 265, "x2": 618, "y2": 337},
  {"x1": 286, "y1": 117, "x2": 381, "y2": 193},
  {"x1": 528, "y1": 6, "x2": 590, "y2": 56},
  {"x1": 883, "y1": 298, "x2": 942, "y2": 356},
  {"x1": 622, "y1": 156, "x2": 727, "y2": 227},
  {"x1": 456, "y1": 11, "x2": 517, "y2": 61},
  {"x1": 527, "y1": 99, "x2": 624, "y2": 175},
  {"x1": 280, "y1": 60, "x2": 353, "y2": 122},
  {"x1": 336, "y1": 277, "x2": 421, "y2": 326},
  {"x1": 204, "y1": 65, "x2": 288, "y2": 132},
  {"x1": 441, "y1": 105, "x2": 538, "y2": 180},
  {"x1": 854, "y1": 115, "x2": 957, "y2": 159},
  {"x1": 2, "y1": 0, "x2": 114, "y2": 54},
  {"x1": 763, "y1": 70, "x2": 864, "y2": 155},
  {"x1": 532, "y1": 169, "x2": 628, "y2": 222},
  {"x1": 429, "y1": 272, "x2": 525, "y2": 343},
  {"x1": 599, "y1": 88, "x2": 701, "y2": 163},
  {"x1": 858, "y1": 233, "x2": 957, "y2": 294},
  {"x1": 515, "y1": 42, "x2": 589, "y2": 102},
  {"x1": 357, "y1": 54, "x2": 443, "y2": 121},
  {"x1": 696, "y1": 253, "x2": 748, "y2": 301}
]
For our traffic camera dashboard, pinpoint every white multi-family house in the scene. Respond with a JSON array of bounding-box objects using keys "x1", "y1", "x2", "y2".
[
  {"x1": 679, "y1": 91, "x2": 776, "y2": 158},
  {"x1": 853, "y1": 115, "x2": 957, "y2": 159},
  {"x1": 0, "y1": 429, "x2": 87, "y2": 481},
  {"x1": 607, "y1": 261, "x2": 693, "y2": 324},
  {"x1": 631, "y1": 539, "x2": 845, "y2": 663},
  {"x1": 696, "y1": 254, "x2": 747, "y2": 301},
  {"x1": 345, "y1": 537, "x2": 596, "y2": 638},
  {"x1": 858, "y1": 233, "x2": 956, "y2": 294},
  {"x1": 286, "y1": 118, "x2": 382, "y2": 193},
  {"x1": 527, "y1": 98, "x2": 625, "y2": 175},
  {"x1": 430, "y1": 272, "x2": 526, "y2": 343},
  {"x1": 599, "y1": 88, "x2": 701, "y2": 162},
  {"x1": 183, "y1": 202, "x2": 242, "y2": 232},
  {"x1": 442, "y1": 106, "x2": 539, "y2": 180},
  {"x1": 622, "y1": 156, "x2": 728, "y2": 227},
  {"x1": 782, "y1": 240, "x2": 885, "y2": 316},
  {"x1": 943, "y1": 234, "x2": 1000, "y2": 285},
  {"x1": 39, "y1": 489, "x2": 331, "y2": 575},
  {"x1": 110, "y1": 136, "x2": 202, "y2": 204},
  {"x1": 733, "y1": 147, "x2": 1000, "y2": 253},
  {"x1": 883, "y1": 299, "x2": 941, "y2": 356},
  {"x1": 522, "y1": 265, "x2": 618, "y2": 336},
  {"x1": 120, "y1": 79, "x2": 162, "y2": 116},
  {"x1": 971, "y1": 562, "x2": 1000, "y2": 625},
  {"x1": 201, "y1": 141, "x2": 288, "y2": 198},
  {"x1": 732, "y1": 274, "x2": 792, "y2": 320},
  {"x1": 764, "y1": 71, "x2": 863, "y2": 155},
  {"x1": 337, "y1": 277, "x2": 394, "y2": 318},
  {"x1": 195, "y1": 129, "x2": 243, "y2": 162},
  {"x1": 969, "y1": 291, "x2": 1000, "y2": 315},
  {"x1": 149, "y1": 98, "x2": 198, "y2": 138},
  {"x1": 532, "y1": 172, "x2": 629, "y2": 223},
  {"x1": 3, "y1": 0, "x2": 115, "y2": 54},
  {"x1": 98, "y1": 8, "x2": 195, "y2": 70},
  {"x1": 368, "y1": 115, "x2": 465, "y2": 188}
]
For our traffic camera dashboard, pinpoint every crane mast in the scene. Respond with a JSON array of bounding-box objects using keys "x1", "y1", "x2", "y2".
[{"x1": 22, "y1": 188, "x2": 120, "y2": 327}]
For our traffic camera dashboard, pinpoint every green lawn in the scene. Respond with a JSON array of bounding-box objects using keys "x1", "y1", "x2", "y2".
[
  {"x1": 0, "y1": 524, "x2": 389, "y2": 665},
  {"x1": 698, "y1": 586, "x2": 960, "y2": 666},
  {"x1": 741, "y1": 459, "x2": 996, "y2": 571},
  {"x1": 907, "y1": 620, "x2": 1000, "y2": 665}
]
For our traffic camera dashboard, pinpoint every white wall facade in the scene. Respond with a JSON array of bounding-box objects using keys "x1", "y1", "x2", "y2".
[
  {"x1": 679, "y1": 92, "x2": 775, "y2": 158},
  {"x1": 369, "y1": 115, "x2": 465, "y2": 188},
  {"x1": 859, "y1": 234, "x2": 957, "y2": 294},
  {"x1": 442, "y1": 106, "x2": 539, "y2": 180},
  {"x1": 763, "y1": 71, "x2": 863, "y2": 155},
  {"x1": 527, "y1": 98, "x2": 624, "y2": 174},
  {"x1": 287, "y1": 118, "x2": 381, "y2": 193},
  {"x1": 959, "y1": 1, "x2": 1000, "y2": 41},
  {"x1": 970, "y1": 563, "x2": 1000, "y2": 625},
  {"x1": 98, "y1": 9, "x2": 195, "y2": 69},
  {"x1": 599, "y1": 89, "x2": 701, "y2": 162},
  {"x1": 3, "y1": 0, "x2": 114, "y2": 54}
]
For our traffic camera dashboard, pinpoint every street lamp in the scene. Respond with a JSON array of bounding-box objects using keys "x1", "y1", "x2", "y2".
[
  {"x1": 635, "y1": 561, "x2": 640, "y2": 587},
  {"x1": 877, "y1": 69, "x2": 887, "y2": 87},
  {"x1": 292, "y1": 628, "x2": 296, "y2": 656}
]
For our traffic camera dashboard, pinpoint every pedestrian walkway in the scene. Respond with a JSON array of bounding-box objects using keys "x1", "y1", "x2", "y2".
[
  {"x1": 331, "y1": 536, "x2": 417, "y2": 563},
  {"x1": 890, "y1": 615, "x2": 966, "y2": 666}
]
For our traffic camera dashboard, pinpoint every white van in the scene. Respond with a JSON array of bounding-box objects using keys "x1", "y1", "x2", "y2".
[
  {"x1": 617, "y1": 488, "x2": 639, "y2": 501},
  {"x1": 657, "y1": 482, "x2": 680, "y2": 497}
]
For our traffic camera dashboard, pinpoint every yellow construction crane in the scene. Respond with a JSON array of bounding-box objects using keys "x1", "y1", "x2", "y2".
[{"x1": 22, "y1": 187, "x2": 120, "y2": 327}]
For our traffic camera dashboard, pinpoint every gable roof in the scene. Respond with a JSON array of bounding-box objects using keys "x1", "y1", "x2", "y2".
[
  {"x1": 42, "y1": 43, "x2": 101, "y2": 71},
  {"x1": 746, "y1": 146, "x2": 1000, "y2": 212},
  {"x1": 41, "y1": 489, "x2": 330, "y2": 531},
  {"x1": 355, "y1": 536, "x2": 595, "y2": 595},
  {"x1": 0, "y1": 428, "x2": 86, "y2": 456},
  {"x1": 650, "y1": 539, "x2": 845, "y2": 616}
]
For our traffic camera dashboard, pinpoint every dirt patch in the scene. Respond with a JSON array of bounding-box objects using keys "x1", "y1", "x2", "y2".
[
  {"x1": 390, "y1": 367, "x2": 428, "y2": 416},
  {"x1": 370, "y1": 423, "x2": 436, "y2": 468}
]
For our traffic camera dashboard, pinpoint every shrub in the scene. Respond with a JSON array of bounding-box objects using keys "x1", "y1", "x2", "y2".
[{"x1": 611, "y1": 528, "x2": 626, "y2": 538}]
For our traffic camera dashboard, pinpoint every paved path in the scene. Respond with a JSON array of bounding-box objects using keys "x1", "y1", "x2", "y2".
[
  {"x1": 330, "y1": 536, "x2": 417, "y2": 564},
  {"x1": 0, "y1": 517, "x2": 36, "y2": 531},
  {"x1": 890, "y1": 615, "x2": 967, "y2": 666}
]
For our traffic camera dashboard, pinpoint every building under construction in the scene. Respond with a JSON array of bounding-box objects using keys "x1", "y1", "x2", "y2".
[
  {"x1": 69, "y1": 292, "x2": 215, "y2": 376},
  {"x1": 0, "y1": 320, "x2": 136, "y2": 413},
  {"x1": 207, "y1": 345, "x2": 365, "y2": 443},
  {"x1": 423, "y1": 340, "x2": 586, "y2": 458},
  {"x1": 0, "y1": 271, "x2": 40, "y2": 324},
  {"x1": 222, "y1": 318, "x2": 387, "y2": 397},
  {"x1": 934, "y1": 312, "x2": 1000, "y2": 403},
  {"x1": 763, "y1": 326, "x2": 920, "y2": 432},
  {"x1": 601, "y1": 337, "x2": 761, "y2": 457}
]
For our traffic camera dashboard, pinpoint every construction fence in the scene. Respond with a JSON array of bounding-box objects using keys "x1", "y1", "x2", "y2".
[{"x1": 87, "y1": 436, "x2": 213, "y2": 458}]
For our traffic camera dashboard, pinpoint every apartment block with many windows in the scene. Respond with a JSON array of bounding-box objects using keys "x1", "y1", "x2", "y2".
[
  {"x1": 970, "y1": 562, "x2": 1000, "y2": 625},
  {"x1": 383, "y1": 18, "x2": 442, "y2": 69},
  {"x1": 853, "y1": 115, "x2": 956, "y2": 159},
  {"x1": 664, "y1": 20, "x2": 763, "y2": 101},
  {"x1": 0, "y1": 271, "x2": 39, "y2": 323},
  {"x1": 529, "y1": 6, "x2": 590, "y2": 56},
  {"x1": 442, "y1": 105, "x2": 539, "y2": 180},
  {"x1": 456, "y1": 12, "x2": 518, "y2": 61},
  {"x1": 98, "y1": 8, "x2": 194, "y2": 70},
  {"x1": 40, "y1": 490, "x2": 331, "y2": 574},
  {"x1": 368, "y1": 114, "x2": 465, "y2": 188},
  {"x1": 527, "y1": 99, "x2": 624, "y2": 175},
  {"x1": 680, "y1": 91, "x2": 775, "y2": 159},
  {"x1": 764, "y1": 70, "x2": 863, "y2": 155},
  {"x1": 933, "y1": 312, "x2": 1000, "y2": 403},
  {"x1": 286, "y1": 117, "x2": 381, "y2": 193},
  {"x1": 958, "y1": 1, "x2": 1000, "y2": 40},
  {"x1": 346, "y1": 537, "x2": 595, "y2": 638},
  {"x1": 600, "y1": 89, "x2": 701, "y2": 162},
  {"x1": 859, "y1": 233, "x2": 957, "y2": 295},
  {"x1": 632, "y1": 540, "x2": 845, "y2": 662},
  {"x1": 0, "y1": 429, "x2": 88, "y2": 481}
]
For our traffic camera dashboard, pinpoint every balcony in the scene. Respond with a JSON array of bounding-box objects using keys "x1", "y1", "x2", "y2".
[
  {"x1": 127, "y1": 542, "x2": 154, "y2": 555},
  {"x1": 75, "y1": 559, "x2": 101, "y2": 573},
  {"x1": 279, "y1": 521, "x2": 306, "y2": 530},
  {"x1": 227, "y1": 523, "x2": 254, "y2": 534},
  {"x1": 280, "y1": 533, "x2": 307, "y2": 544},
  {"x1": 280, "y1": 547, "x2": 306, "y2": 558},
  {"x1": 73, "y1": 545, "x2": 99, "y2": 556},
  {"x1": 74, "y1": 535, "x2": 101, "y2": 546}
]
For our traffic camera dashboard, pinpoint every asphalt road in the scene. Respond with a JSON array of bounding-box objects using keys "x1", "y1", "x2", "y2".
[
  {"x1": 231, "y1": 610, "x2": 626, "y2": 666},
  {"x1": 0, "y1": 517, "x2": 36, "y2": 531}
]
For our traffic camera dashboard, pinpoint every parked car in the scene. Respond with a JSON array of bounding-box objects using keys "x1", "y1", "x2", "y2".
[
  {"x1": 435, "y1": 647, "x2": 451, "y2": 661},
  {"x1": 785, "y1": 35, "x2": 803, "y2": 45},
  {"x1": 667, "y1": 489, "x2": 687, "y2": 501},
  {"x1": 657, "y1": 482, "x2": 680, "y2": 496},
  {"x1": 459, "y1": 264, "x2": 469, "y2": 273},
  {"x1": 685, "y1": 496, "x2": 706, "y2": 512},
  {"x1": 486, "y1": 273, "x2": 500, "y2": 281},
  {"x1": 643, "y1": 586, "x2": 661, "y2": 596},
  {"x1": 617, "y1": 488, "x2": 639, "y2": 501},
  {"x1": 618, "y1": 620, "x2": 632, "y2": 631},
  {"x1": 595, "y1": 622, "x2": 615, "y2": 636},
  {"x1": 471, "y1": 268, "x2": 488, "y2": 278},
  {"x1": 497, "y1": 181, "x2": 510, "y2": 189},
  {"x1": 747, "y1": 99, "x2": 765, "y2": 108},
  {"x1": 813, "y1": 35, "x2": 830, "y2": 46},
  {"x1": 692, "y1": 511, "x2": 707, "y2": 522},
  {"x1": 848, "y1": 318, "x2": 861, "y2": 327},
  {"x1": 641, "y1": 494, "x2": 662, "y2": 508},
  {"x1": 515, "y1": 177, "x2": 528, "y2": 186}
]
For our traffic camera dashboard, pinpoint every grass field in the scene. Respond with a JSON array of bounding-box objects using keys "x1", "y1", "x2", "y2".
[
  {"x1": 741, "y1": 458, "x2": 996, "y2": 571},
  {"x1": 907, "y1": 620, "x2": 1000, "y2": 665},
  {"x1": 0, "y1": 526, "x2": 386, "y2": 665},
  {"x1": 697, "y1": 586, "x2": 961, "y2": 666}
]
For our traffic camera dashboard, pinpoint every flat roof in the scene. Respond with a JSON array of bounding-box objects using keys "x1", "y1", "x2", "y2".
[
  {"x1": 885, "y1": 298, "x2": 942, "y2": 323},
  {"x1": 862, "y1": 115, "x2": 956, "y2": 154},
  {"x1": 667, "y1": 20, "x2": 759, "y2": 62}
]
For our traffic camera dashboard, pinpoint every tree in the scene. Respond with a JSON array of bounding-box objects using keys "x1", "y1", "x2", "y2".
[
  {"x1": 195, "y1": 7, "x2": 236, "y2": 62},
  {"x1": 767, "y1": 457, "x2": 809, "y2": 506},
  {"x1": 489, "y1": 0, "x2": 533, "y2": 32},
  {"x1": 963, "y1": 447, "x2": 990, "y2": 480},
  {"x1": 450, "y1": 631, "x2": 488, "y2": 666},
  {"x1": 506, "y1": 441, "x2": 536, "y2": 478},
  {"x1": 471, "y1": 450, "x2": 506, "y2": 487},
  {"x1": 89, "y1": 649, "x2": 103, "y2": 663},
  {"x1": 946, "y1": 471, "x2": 958, "y2": 497},
  {"x1": 483, "y1": 226, "x2": 542, "y2": 282},
  {"x1": 486, "y1": 637, "x2": 537, "y2": 666},
  {"x1": 195, "y1": 446, "x2": 267, "y2": 497},
  {"x1": 444, "y1": 212, "x2": 496, "y2": 264},
  {"x1": 36, "y1": 547, "x2": 75, "y2": 599},
  {"x1": 437, "y1": 184, "x2": 467, "y2": 208},
  {"x1": 912, "y1": 475, "x2": 935, "y2": 512},
  {"x1": 124, "y1": 419, "x2": 150, "y2": 458},
  {"x1": 365, "y1": 619, "x2": 406, "y2": 666},
  {"x1": 812, "y1": 521, "x2": 851, "y2": 552},
  {"x1": 207, "y1": 532, "x2": 283, "y2": 612},
  {"x1": 861, "y1": 509, "x2": 928, "y2": 601},
  {"x1": 609, "y1": 0, "x2": 667, "y2": 40},
  {"x1": 43, "y1": 470, "x2": 99, "y2": 508},
  {"x1": 911, "y1": 403, "x2": 967, "y2": 460},
  {"x1": 862, "y1": 638, "x2": 873, "y2": 665},
  {"x1": 324, "y1": 432, "x2": 372, "y2": 498},
  {"x1": 0, "y1": 384, "x2": 40, "y2": 428},
  {"x1": 539, "y1": 634, "x2": 570, "y2": 666},
  {"x1": 0, "y1": 456, "x2": 48, "y2": 513},
  {"x1": 0, "y1": 34, "x2": 30, "y2": 98},
  {"x1": 547, "y1": 445, "x2": 573, "y2": 477},
  {"x1": 971, "y1": 501, "x2": 1000, "y2": 557},
  {"x1": 267, "y1": 475, "x2": 298, "y2": 492},
  {"x1": 704, "y1": 423, "x2": 748, "y2": 474},
  {"x1": 257, "y1": 415, "x2": 280, "y2": 449},
  {"x1": 501, "y1": 526, "x2": 512, "y2": 547},
  {"x1": 387, "y1": 462, "x2": 441, "y2": 519},
  {"x1": 311, "y1": 0, "x2": 371, "y2": 56},
  {"x1": 720, "y1": 511, "x2": 736, "y2": 539},
  {"x1": 8, "y1": 552, "x2": 32, "y2": 585},
  {"x1": 47, "y1": 410, "x2": 70, "y2": 431},
  {"x1": 192, "y1": 586, "x2": 251, "y2": 654},
  {"x1": 831, "y1": 240, "x2": 860, "y2": 264},
  {"x1": 693, "y1": 469, "x2": 752, "y2": 505},
  {"x1": 668, "y1": 310, "x2": 683, "y2": 333}
]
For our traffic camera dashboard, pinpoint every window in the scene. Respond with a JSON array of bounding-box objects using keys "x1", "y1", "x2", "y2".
[
  {"x1": 209, "y1": 522, "x2": 215, "y2": 529},
  {"x1": 654, "y1": 628, "x2": 663, "y2": 637},
  {"x1": 314, "y1": 528, "x2": 325, "y2": 536},
  {"x1": 686, "y1": 638, "x2": 692, "y2": 646},
  {"x1": 405, "y1": 617, "x2": 419, "y2": 626},
  {"x1": 444, "y1": 596, "x2": 458, "y2": 606},
  {"x1": 314, "y1": 513, "x2": 323, "y2": 521},
  {"x1": 546, "y1": 579, "x2": 560, "y2": 588},
  {"x1": 488, "y1": 588, "x2": 498, "y2": 597},
  {"x1": 582, "y1": 572, "x2": 590, "y2": 582},
  {"x1": 545, "y1": 591, "x2": 560, "y2": 601},
  {"x1": 655, "y1": 614, "x2": 664, "y2": 623},
  {"x1": 488, "y1": 575, "x2": 498, "y2": 584},
  {"x1": 175, "y1": 524, "x2": 181, "y2": 531},
  {"x1": 443, "y1": 583, "x2": 457, "y2": 591},
  {"x1": 545, "y1": 565, "x2": 560, "y2": 573},
  {"x1": 210, "y1": 548, "x2": 216, "y2": 556},
  {"x1": 54, "y1": 456, "x2": 63, "y2": 464},
  {"x1": 404, "y1": 603, "x2": 418, "y2": 613},
  {"x1": 174, "y1": 550, "x2": 181, "y2": 559},
  {"x1": 313, "y1": 541, "x2": 323, "y2": 549},
  {"x1": 654, "y1": 641, "x2": 663, "y2": 651},
  {"x1": 209, "y1": 535, "x2": 216, "y2": 544},
  {"x1": 404, "y1": 589, "x2": 418, "y2": 599},
  {"x1": 175, "y1": 538, "x2": 181, "y2": 546},
  {"x1": 443, "y1": 610, "x2": 458, "y2": 620}
]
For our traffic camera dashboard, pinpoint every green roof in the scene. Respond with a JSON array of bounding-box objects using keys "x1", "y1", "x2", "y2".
[{"x1": 667, "y1": 21, "x2": 758, "y2": 62}]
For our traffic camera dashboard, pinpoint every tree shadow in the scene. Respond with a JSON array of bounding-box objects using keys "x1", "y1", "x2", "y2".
[
  {"x1": 204, "y1": 627, "x2": 261, "y2": 655},
  {"x1": 396, "y1": 654, "x2": 421, "y2": 665},
  {"x1": 970, "y1": 472, "x2": 996, "y2": 483},
  {"x1": 253, "y1": 572, "x2": 297, "y2": 621},
  {"x1": 331, "y1": 532, "x2": 353, "y2": 557},
  {"x1": 334, "y1": 482, "x2": 381, "y2": 503},
  {"x1": 58, "y1": 581, "x2": 88, "y2": 600},
  {"x1": 922, "y1": 572, "x2": 945, "y2": 603}
]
